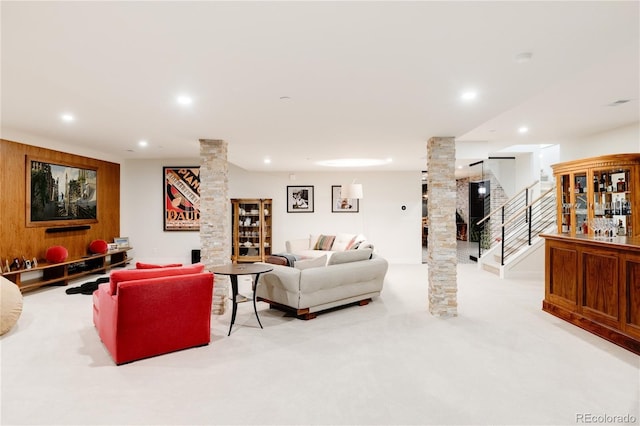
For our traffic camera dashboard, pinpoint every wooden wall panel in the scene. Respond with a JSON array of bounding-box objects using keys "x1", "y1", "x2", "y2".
[
  {"x1": 549, "y1": 246, "x2": 577, "y2": 307},
  {"x1": 582, "y1": 251, "x2": 618, "y2": 327},
  {"x1": 625, "y1": 256, "x2": 640, "y2": 338},
  {"x1": 0, "y1": 139, "x2": 120, "y2": 263}
]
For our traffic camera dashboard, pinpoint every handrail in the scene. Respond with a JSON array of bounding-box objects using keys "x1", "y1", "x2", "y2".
[
  {"x1": 477, "y1": 180, "x2": 539, "y2": 225},
  {"x1": 499, "y1": 186, "x2": 556, "y2": 229}
]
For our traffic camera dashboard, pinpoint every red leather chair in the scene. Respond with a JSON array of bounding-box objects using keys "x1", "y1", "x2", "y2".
[{"x1": 92, "y1": 264, "x2": 214, "y2": 365}]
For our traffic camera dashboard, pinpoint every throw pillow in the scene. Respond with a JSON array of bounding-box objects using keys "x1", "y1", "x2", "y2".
[
  {"x1": 45, "y1": 246, "x2": 68, "y2": 264},
  {"x1": 88, "y1": 239, "x2": 108, "y2": 255},
  {"x1": 313, "y1": 235, "x2": 336, "y2": 251},
  {"x1": 136, "y1": 262, "x2": 183, "y2": 269},
  {"x1": 347, "y1": 234, "x2": 366, "y2": 250},
  {"x1": 294, "y1": 255, "x2": 327, "y2": 270},
  {"x1": 331, "y1": 233, "x2": 357, "y2": 251},
  {"x1": 327, "y1": 249, "x2": 373, "y2": 265}
]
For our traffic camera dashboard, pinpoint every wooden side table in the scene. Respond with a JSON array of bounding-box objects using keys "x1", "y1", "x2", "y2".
[{"x1": 211, "y1": 264, "x2": 273, "y2": 336}]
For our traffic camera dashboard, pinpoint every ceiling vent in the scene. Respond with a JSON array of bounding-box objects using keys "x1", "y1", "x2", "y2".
[{"x1": 607, "y1": 99, "x2": 631, "y2": 106}]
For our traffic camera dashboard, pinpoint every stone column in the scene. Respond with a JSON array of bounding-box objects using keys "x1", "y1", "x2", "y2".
[
  {"x1": 199, "y1": 139, "x2": 231, "y2": 315},
  {"x1": 426, "y1": 136, "x2": 458, "y2": 317}
]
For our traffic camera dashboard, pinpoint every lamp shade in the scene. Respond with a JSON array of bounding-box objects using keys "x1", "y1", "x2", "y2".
[{"x1": 341, "y1": 183, "x2": 363, "y2": 199}]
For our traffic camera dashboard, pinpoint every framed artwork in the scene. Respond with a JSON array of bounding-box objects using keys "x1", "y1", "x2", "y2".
[
  {"x1": 114, "y1": 237, "x2": 130, "y2": 249},
  {"x1": 287, "y1": 185, "x2": 314, "y2": 213},
  {"x1": 26, "y1": 156, "x2": 98, "y2": 227},
  {"x1": 332, "y1": 185, "x2": 359, "y2": 213},
  {"x1": 163, "y1": 167, "x2": 201, "y2": 231}
]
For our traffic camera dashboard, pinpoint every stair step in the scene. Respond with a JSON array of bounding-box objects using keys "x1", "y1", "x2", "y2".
[{"x1": 482, "y1": 262, "x2": 500, "y2": 275}]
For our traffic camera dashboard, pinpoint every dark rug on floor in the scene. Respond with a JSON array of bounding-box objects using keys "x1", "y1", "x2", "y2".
[{"x1": 65, "y1": 277, "x2": 110, "y2": 295}]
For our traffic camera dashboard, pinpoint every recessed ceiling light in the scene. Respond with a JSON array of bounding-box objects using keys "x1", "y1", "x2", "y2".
[
  {"x1": 138, "y1": 140, "x2": 148, "y2": 147},
  {"x1": 177, "y1": 95, "x2": 193, "y2": 106},
  {"x1": 264, "y1": 158, "x2": 271, "y2": 164},
  {"x1": 61, "y1": 114, "x2": 75, "y2": 122},
  {"x1": 518, "y1": 126, "x2": 529, "y2": 134},
  {"x1": 317, "y1": 158, "x2": 392, "y2": 167},
  {"x1": 461, "y1": 91, "x2": 477, "y2": 101}
]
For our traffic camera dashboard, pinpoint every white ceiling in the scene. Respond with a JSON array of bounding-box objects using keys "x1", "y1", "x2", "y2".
[{"x1": 2, "y1": 1, "x2": 638, "y2": 173}]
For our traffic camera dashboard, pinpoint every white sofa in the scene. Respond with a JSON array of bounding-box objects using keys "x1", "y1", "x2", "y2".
[
  {"x1": 285, "y1": 233, "x2": 374, "y2": 262},
  {"x1": 257, "y1": 249, "x2": 387, "y2": 319}
]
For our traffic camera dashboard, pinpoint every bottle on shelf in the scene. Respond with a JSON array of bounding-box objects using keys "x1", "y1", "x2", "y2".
[
  {"x1": 599, "y1": 175, "x2": 606, "y2": 192},
  {"x1": 617, "y1": 219, "x2": 625, "y2": 236},
  {"x1": 593, "y1": 176, "x2": 599, "y2": 193},
  {"x1": 617, "y1": 178, "x2": 626, "y2": 192},
  {"x1": 581, "y1": 220, "x2": 588, "y2": 235}
]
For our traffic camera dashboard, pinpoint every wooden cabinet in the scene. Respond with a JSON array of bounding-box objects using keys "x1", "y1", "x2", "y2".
[
  {"x1": 231, "y1": 199, "x2": 272, "y2": 263},
  {"x1": 1, "y1": 248, "x2": 132, "y2": 292},
  {"x1": 542, "y1": 234, "x2": 640, "y2": 355},
  {"x1": 552, "y1": 153, "x2": 639, "y2": 238}
]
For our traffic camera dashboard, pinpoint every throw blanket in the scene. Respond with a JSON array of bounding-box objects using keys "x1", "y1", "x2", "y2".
[
  {"x1": 272, "y1": 253, "x2": 299, "y2": 267},
  {"x1": 66, "y1": 276, "x2": 110, "y2": 295}
]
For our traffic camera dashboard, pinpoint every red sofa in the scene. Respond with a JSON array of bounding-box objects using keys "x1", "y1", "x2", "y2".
[{"x1": 92, "y1": 263, "x2": 214, "y2": 365}]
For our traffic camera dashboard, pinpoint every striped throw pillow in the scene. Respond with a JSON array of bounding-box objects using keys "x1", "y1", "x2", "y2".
[{"x1": 313, "y1": 235, "x2": 336, "y2": 250}]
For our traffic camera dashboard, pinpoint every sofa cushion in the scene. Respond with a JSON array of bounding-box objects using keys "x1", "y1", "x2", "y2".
[
  {"x1": 110, "y1": 263, "x2": 205, "y2": 294},
  {"x1": 327, "y1": 248, "x2": 373, "y2": 265},
  {"x1": 313, "y1": 235, "x2": 335, "y2": 250},
  {"x1": 294, "y1": 255, "x2": 327, "y2": 270},
  {"x1": 331, "y1": 233, "x2": 357, "y2": 251},
  {"x1": 136, "y1": 262, "x2": 183, "y2": 269}
]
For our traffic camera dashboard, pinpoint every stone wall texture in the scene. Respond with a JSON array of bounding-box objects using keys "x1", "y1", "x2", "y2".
[
  {"x1": 426, "y1": 137, "x2": 457, "y2": 317},
  {"x1": 199, "y1": 139, "x2": 231, "y2": 315}
]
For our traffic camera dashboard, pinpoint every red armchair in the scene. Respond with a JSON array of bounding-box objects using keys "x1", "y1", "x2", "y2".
[{"x1": 92, "y1": 264, "x2": 214, "y2": 365}]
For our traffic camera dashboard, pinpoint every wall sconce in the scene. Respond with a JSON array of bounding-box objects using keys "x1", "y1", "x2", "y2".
[
  {"x1": 341, "y1": 182, "x2": 363, "y2": 199},
  {"x1": 478, "y1": 182, "x2": 486, "y2": 195}
]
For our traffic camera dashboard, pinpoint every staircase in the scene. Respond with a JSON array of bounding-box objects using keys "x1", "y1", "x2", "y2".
[{"x1": 476, "y1": 182, "x2": 556, "y2": 278}]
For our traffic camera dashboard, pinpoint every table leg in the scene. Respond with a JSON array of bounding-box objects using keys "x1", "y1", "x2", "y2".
[
  {"x1": 228, "y1": 275, "x2": 239, "y2": 336},
  {"x1": 252, "y1": 273, "x2": 263, "y2": 329}
]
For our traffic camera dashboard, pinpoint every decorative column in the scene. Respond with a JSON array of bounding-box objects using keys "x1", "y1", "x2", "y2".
[
  {"x1": 426, "y1": 136, "x2": 458, "y2": 317},
  {"x1": 199, "y1": 139, "x2": 231, "y2": 315}
]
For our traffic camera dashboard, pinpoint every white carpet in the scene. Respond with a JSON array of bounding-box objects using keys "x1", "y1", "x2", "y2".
[{"x1": 1, "y1": 263, "x2": 638, "y2": 425}]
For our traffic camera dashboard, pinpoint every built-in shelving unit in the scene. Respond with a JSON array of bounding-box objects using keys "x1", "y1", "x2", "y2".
[{"x1": 1, "y1": 248, "x2": 132, "y2": 292}]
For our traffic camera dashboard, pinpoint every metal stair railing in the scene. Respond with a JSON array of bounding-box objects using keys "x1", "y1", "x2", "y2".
[
  {"x1": 492, "y1": 186, "x2": 556, "y2": 265},
  {"x1": 475, "y1": 180, "x2": 539, "y2": 260}
]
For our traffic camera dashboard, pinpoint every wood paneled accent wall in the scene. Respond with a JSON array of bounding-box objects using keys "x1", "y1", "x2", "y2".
[{"x1": 0, "y1": 139, "x2": 120, "y2": 263}]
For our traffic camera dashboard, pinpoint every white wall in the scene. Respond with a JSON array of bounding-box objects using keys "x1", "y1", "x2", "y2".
[
  {"x1": 121, "y1": 160, "x2": 422, "y2": 265},
  {"x1": 559, "y1": 122, "x2": 640, "y2": 161}
]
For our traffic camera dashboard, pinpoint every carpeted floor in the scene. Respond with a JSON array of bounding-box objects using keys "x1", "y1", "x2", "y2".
[{"x1": 1, "y1": 263, "x2": 638, "y2": 425}]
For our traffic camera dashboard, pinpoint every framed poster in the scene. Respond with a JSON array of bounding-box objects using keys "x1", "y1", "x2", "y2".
[
  {"x1": 26, "y1": 156, "x2": 98, "y2": 227},
  {"x1": 331, "y1": 185, "x2": 359, "y2": 213},
  {"x1": 163, "y1": 167, "x2": 200, "y2": 231},
  {"x1": 287, "y1": 185, "x2": 314, "y2": 213}
]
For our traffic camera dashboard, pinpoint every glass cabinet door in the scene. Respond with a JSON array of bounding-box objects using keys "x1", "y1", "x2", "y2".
[
  {"x1": 574, "y1": 173, "x2": 588, "y2": 234},
  {"x1": 262, "y1": 200, "x2": 272, "y2": 258},
  {"x1": 594, "y1": 167, "x2": 632, "y2": 236},
  {"x1": 559, "y1": 174, "x2": 571, "y2": 234}
]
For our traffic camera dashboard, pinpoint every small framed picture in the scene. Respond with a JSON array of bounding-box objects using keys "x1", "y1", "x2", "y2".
[
  {"x1": 287, "y1": 186, "x2": 314, "y2": 213},
  {"x1": 332, "y1": 185, "x2": 359, "y2": 213},
  {"x1": 107, "y1": 243, "x2": 118, "y2": 251},
  {"x1": 114, "y1": 237, "x2": 130, "y2": 249}
]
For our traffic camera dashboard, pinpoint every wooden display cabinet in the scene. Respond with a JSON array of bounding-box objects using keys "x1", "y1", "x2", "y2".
[
  {"x1": 231, "y1": 199, "x2": 272, "y2": 263},
  {"x1": 553, "y1": 154, "x2": 639, "y2": 238}
]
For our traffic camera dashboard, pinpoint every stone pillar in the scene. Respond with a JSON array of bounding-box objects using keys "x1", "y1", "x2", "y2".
[
  {"x1": 199, "y1": 139, "x2": 231, "y2": 315},
  {"x1": 426, "y1": 136, "x2": 458, "y2": 317}
]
